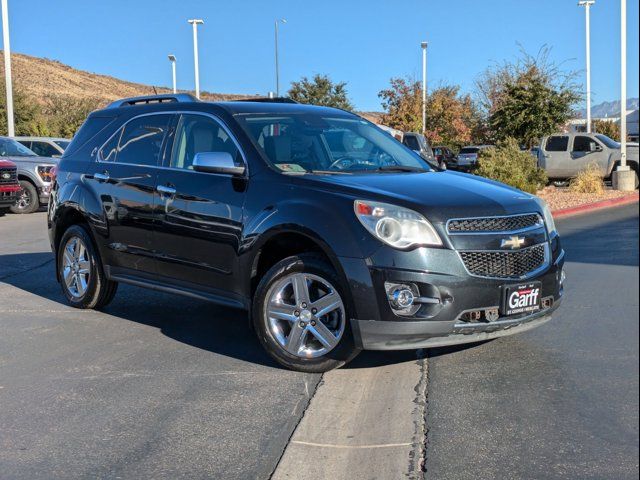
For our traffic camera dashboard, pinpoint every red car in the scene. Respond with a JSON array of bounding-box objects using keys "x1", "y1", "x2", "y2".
[{"x1": 0, "y1": 158, "x2": 21, "y2": 215}]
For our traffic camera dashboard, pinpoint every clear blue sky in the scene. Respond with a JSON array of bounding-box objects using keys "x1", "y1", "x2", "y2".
[{"x1": 3, "y1": 0, "x2": 639, "y2": 111}]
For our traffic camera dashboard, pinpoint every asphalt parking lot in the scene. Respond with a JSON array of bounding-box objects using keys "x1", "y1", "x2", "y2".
[{"x1": 1, "y1": 204, "x2": 638, "y2": 479}]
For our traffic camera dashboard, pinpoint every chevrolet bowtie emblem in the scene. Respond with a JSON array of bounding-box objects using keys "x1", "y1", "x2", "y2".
[{"x1": 501, "y1": 236, "x2": 526, "y2": 249}]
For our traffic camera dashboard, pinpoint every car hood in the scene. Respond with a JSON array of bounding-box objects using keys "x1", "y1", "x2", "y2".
[
  {"x1": 0, "y1": 158, "x2": 16, "y2": 168},
  {"x1": 299, "y1": 171, "x2": 540, "y2": 223},
  {"x1": 2, "y1": 155, "x2": 59, "y2": 165}
]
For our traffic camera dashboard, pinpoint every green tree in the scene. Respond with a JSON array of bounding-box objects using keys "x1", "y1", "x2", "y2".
[
  {"x1": 288, "y1": 74, "x2": 354, "y2": 111},
  {"x1": 0, "y1": 79, "x2": 47, "y2": 136},
  {"x1": 592, "y1": 119, "x2": 620, "y2": 141},
  {"x1": 476, "y1": 47, "x2": 581, "y2": 148},
  {"x1": 475, "y1": 137, "x2": 548, "y2": 194},
  {"x1": 41, "y1": 94, "x2": 102, "y2": 137}
]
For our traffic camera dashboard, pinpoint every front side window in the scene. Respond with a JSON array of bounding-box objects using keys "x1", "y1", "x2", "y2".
[
  {"x1": 403, "y1": 136, "x2": 420, "y2": 151},
  {"x1": 572, "y1": 136, "x2": 598, "y2": 153},
  {"x1": 30, "y1": 141, "x2": 60, "y2": 157},
  {"x1": 100, "y1": 114, "x2": 171, "y2": 166},
  {"x1": 236, "y1": 114, "x2": 431, "y2": 173},
  {"x1": 170, "y1": 114, "x2": 242, "y2": 170},
  {"x1": 545, "y1": 136, "x2": 569, "y2": 152}
]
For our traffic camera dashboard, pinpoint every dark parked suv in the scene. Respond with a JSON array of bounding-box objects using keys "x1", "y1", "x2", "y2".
[{"x1": 48, "y1": 94, "x2": 565, "y2": 372}]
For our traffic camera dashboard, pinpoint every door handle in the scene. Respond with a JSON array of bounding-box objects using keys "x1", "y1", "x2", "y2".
[
  {"x1": 157, "y1": 185, "x2": 176, "y2": 196},
  {"x1": 94, "y1": 171, "x2": 110, "y2": 182}
]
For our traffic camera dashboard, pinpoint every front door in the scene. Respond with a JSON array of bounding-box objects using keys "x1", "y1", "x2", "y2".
[
  {"x1": 153, "y1": 113, "x2": 247, "y2": 297},
  {"x1": 87, "y1": 113, "x2": 173, "y2": 274},
  {"x1": 570, "y1": 135, "x2": 607, "y2": 175}
]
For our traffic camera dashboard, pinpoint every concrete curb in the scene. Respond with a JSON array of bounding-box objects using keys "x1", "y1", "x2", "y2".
[{"x1": 552, "y1": 192, "x2": 639, "y2": 219}]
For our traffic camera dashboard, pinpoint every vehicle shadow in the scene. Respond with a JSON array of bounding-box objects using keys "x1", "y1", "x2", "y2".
[{"x1": 0, "y1": 252, "x2": 419, "y2": 371}]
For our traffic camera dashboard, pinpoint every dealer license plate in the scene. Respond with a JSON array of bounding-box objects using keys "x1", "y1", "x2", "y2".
[{"x1": 502, "y1": 282, "x2": 542, "y2": 316}]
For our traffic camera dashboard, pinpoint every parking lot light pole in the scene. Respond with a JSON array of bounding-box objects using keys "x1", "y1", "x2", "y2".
[
  {"x1": 168, "y1": 55, "x2": 177, "y2": 94},
  {"x1": 275, "y1": 18, "x2": 286, "y2": 97},
  {"x1": 421, "y1": 41, "x2": 428, "y2": 135},
  {"x1": 578, "y1": 1, "x2": 595, "y2": 133},
  {"x1": 1, "y1": 0, "x2": 15, "y2": 137},
  {"x1": 188, "y1": 19, "x2": 204, "y2": 99}
]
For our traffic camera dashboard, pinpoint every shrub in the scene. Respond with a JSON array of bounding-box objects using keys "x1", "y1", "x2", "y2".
[
  {"x1": 474, "y1": 137, "x2": 548, "y2": 194},
  {"x1": 569, "y1": 163, "x2": 605, "y2": 194}
]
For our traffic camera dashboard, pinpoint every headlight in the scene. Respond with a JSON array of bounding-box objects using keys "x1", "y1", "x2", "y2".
[
  {"x1": 36, "y1": 165, "x2": 55, "y2": 183},
  {"x1": 354, "y1": 200, "x2": 442, "y2": 249},
  {"x1": 537, "y1": 199, "x2": 556, "y2": 236}
]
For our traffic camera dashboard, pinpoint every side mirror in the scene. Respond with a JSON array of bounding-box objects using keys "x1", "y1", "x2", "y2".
[{"x1": 192, "y1": 152, "x2": 245, "y2": 176}]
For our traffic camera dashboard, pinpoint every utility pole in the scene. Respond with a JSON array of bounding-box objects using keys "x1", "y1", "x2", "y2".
[
  {"x1": 421, "y1": 41, "x2": 428, "y2": 135},
  {"x1": 1, "y1": 0, "x2": 15, "y2": 137},
  {"x1": 168, "y1": 55, "x2": 177, "y2": 94},
  {"x1": 275, "y1": 18, "x2": 286, "y2": 97},
  {"x1": 613, "y1": 0, "x2": 635, "y2": 191},
  {"x1": 578, "y1": 1, "x2": 595, "y2": 133},
  {"x1": 188, "y1": 19, "x2": 204, "y2": 99}
]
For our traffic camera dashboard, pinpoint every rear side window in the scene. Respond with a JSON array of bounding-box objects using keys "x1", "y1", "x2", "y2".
[
  {"x1": 403, "y1": 136, "x2": 420, "y2": 150},
  {"x1": 459, "y1": 147, "x2": 479, "y2": 154},
  {"x1": 30, "y1": 141, "x2": 60, "y2": 157},
  {"x1": 64, "y1": 115, "x2": 116, "y2": 158},
  {"x1": 545, "y1": 136, "x2": 569, "y2": 152},
  {"x1": 100, "y1": 114, "x2": 172, "y2": 166}
]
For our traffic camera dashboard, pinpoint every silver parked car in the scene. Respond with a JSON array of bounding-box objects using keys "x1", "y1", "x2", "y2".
[
  {"x1": 456, "y1": 145, "x2": 494, "y2": 171},
  {"x1": 538, "y1": 133, "x2": 639, "y2": 182},
  {"x1": 14, "y1": 136, "x2": 70, "y2": 158},
  {"x1": 0, "y1": 137, "x2": 58, "y2": 214}
]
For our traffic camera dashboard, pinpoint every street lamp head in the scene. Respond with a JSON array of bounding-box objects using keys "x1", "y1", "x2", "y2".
[
  {"x1": 168, "y1": 54, "x2": 176, "y2": 62},
  {"x1": 188, "y1": 19, "x2": 204, "y2": 25},
  {"x1": 421, "y1": 41, "x2": 428, "y2": 49}
]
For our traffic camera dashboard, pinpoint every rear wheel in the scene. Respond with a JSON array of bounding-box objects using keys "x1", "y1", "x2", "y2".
[
  {"x1": 252, "y1": 254, "x2": 359, "y2": 372},
  {"x1": 57, "y1": 224, "x2": 118, "y2": 309},
  {"x1": 10, "y1": 180, "x2": 39, "y2": 214}
]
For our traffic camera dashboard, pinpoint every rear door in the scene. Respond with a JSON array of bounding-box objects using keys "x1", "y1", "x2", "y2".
[
  {"x1": 541, "y1": 135, "x2": 570, "y2": 178},
  {"x1": 87, "y1": 113, "x2": 173, "y2": 274},
  {"x1": 153, "y1": 112, "x2": 247, "y2": 297}
]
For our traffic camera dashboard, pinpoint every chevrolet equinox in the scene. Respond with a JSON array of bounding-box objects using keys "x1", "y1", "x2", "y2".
[{"x1": 48, "y1": 94, "x2": 565, "y2": 372}]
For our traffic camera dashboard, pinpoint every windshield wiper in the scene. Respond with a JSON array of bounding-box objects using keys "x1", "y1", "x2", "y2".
[{"x1": 375, "y1": 165, "x2": 428, "y2": 173}]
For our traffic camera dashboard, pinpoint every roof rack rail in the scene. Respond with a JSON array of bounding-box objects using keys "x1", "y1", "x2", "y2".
[
  {"x1": 237, "y1": 97, "x2": 298, "y2": 104},
  {"x1": 106, "y1": 93, "x2": 199, "y2": 109}
]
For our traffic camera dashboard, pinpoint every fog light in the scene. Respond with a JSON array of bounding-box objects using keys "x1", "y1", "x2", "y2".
[{"x1": 390, "y1": 288, "x2": 414, "y2": 309}]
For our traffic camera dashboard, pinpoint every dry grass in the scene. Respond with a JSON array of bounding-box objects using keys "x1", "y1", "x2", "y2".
[
  {"x1": 1, "y1": 51, "x2": 258, "y2": 107},
  {"x1": 569, "y1": 163, "x2": 606, "y2": 194}
]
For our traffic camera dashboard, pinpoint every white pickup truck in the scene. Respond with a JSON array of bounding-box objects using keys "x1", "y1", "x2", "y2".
[{"x1": 538, "y1": 132, "x2": 638, "y2": 184}]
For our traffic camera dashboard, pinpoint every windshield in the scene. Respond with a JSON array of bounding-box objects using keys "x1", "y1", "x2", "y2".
[
  {"x1": 459, "y1": 147, "x2": 479, "y2": 154},
  {"x1": 0, "y1": 138, "x2": 37, "y2": 157},
  {"x1": 235, "y1": 113, "x2": 432, "y2": 173},
  {"x1": 595, "y1": 134, "x2": 620, "y2": 149},
  {"x1": 54, "y1": 140, "x2": 71, "y2": 150}
]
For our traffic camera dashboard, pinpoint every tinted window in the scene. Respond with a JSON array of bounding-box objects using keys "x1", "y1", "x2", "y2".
[
  {"x1": 64, "y1": 115, "x2": 116, "y2": 158},
  {"x1": 54, "y1": 140, "x2": 71, "y2": 150},
  {"x1": 403, "y1": 136, "x2": 420, "y2": 150},
  {"x1": 99, "y1": 129, "x2": 121, "y2": 162},
  {"x1": 115, "y1": 114, "x2": 171, "y2": 166},
  {"x1": 30, "y1": 141, "x2": 60, "y2": 157},
  {"x1": 545, "y1": 136, "x2": 569, "y2": 152},
  {"x1": 459, "y1": 147, "x2": 479, "y2": 154},
  {"x1": 573, "y1": 136, "x2": 597, "y2": 153},
  {"x1": 170, "y1": 114, "x2": 242, "y2": 170}
]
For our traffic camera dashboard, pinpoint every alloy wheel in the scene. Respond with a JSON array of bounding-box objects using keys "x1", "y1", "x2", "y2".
[
  {"x1": 15, "y1": 189, "x2": 32, "y2": 211},
  {"x1": 61, "y1": 236, "x2": 91, "y2": 298},
  {"x1": 264, "y1": 272, "x2": 345, "y2": 358}
]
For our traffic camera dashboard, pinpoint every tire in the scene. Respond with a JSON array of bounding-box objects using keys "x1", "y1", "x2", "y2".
[
  {"x1": 57, "y1": 224, "x2": 118, "y2": 309},
  {"x1": 252, "y1": 253, "x2": 359, "y2": 372},
  {"x1": 10, "y1": 180, "x2": 39, "y2": 214}
]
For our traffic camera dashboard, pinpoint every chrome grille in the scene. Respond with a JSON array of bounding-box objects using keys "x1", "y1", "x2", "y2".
[
  {"x1": 0, "y1": 167, "x2": 18, "y2": 185},
  {"x1": 448, "y1": 213, "x2": 542, "y2": 233},
  {"x1": 459, "y1": 244, "x2": 547, "y2": 279}
]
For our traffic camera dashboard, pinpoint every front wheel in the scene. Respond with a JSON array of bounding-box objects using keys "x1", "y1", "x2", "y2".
[
  {"x1": 252, "y1": 254, "x2": 359, "y2": 372},
  {"x1": 10, "y1": 180, "x2": 39, "y2": 214},
  {"x1": 57, "y1": 224, "x2": 118, "y2": 309}
]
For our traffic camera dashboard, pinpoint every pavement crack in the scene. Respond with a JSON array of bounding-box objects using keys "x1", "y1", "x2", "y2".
[
  {"x1": 412, "y1": 349, "x2": 429, "y2": 479},
  {"x1": 268, "y1": 373, "x2": 324, "y2": 480}
]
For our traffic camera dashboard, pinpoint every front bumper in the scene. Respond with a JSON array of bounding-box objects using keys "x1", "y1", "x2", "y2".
[
  {"x1": 352, "y1": 299, "x2": 560, "y2": 350},
  {"x1": 339, "y1": 237, "x2": 565, "y2": 351},
  {"x1": 0, "y1": 187, "x2": 20, "y2": 207},
  {"x1": 38, "y1": 183, "x2": 52, "y2": 204}
]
